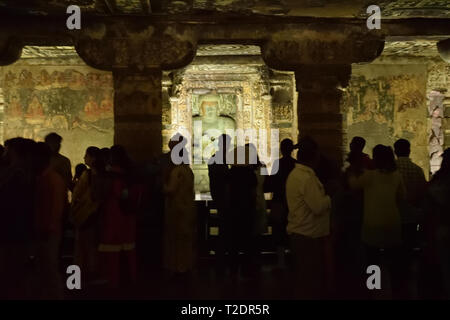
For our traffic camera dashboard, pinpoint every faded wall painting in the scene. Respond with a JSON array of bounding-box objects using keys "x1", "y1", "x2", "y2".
[
  {"x1": 343, "y1": 66, "x2": 428, "y2": 174},
  {"x1": 1, "y1": 66, "x2": 114, "y2": 167}
]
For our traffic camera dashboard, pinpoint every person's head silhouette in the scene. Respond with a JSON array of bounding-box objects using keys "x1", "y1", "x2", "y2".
[
  {"x1": 350, "y1": 136, "x2": 366, "y2": 154},
  {"x1": 280, "y1": 138, "x2": 294, "y2": 158},
  {"x1": 394, "y1": 139, "x2": 411, "y2": 158},
  {"x1": 296, "y1": 136, "x2": 320, "y2": 169},
  {"x1": 45, "y1": 132, "x2": 63, "y2": 154}
]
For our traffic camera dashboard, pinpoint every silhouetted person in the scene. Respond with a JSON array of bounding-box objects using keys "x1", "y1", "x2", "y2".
[
  {"x1": 149, "y1": 134, "x2": 186, "y2": 271},
  {"x1": 333, "y1": 146, "x2": 366, "y2": 298},
  {"x1": 70, "y1": 147, "x2": 104, "y2": 285},
  {"x1": 45, "y1": 133, "x2": 72, "y2": 262},
  {"x1": 103, "y1": 146, "x2": 138, "y2": 285},
  {"x1": 265, "y1": 138, "x2": 296, "y2": 269},
  {"x1": 426, "y1": 148, "x2": 450, "y2": 298},
  {"x1": 249, "y1": 144, "x2": 268, "y2": 276},
  {"x1": 99, "y1": 145, "x2": 139, "y2": 289},
  {"x1": 316, "y1": 153, "x2": 346, "y2": 295},
  {"x1": 208, "y1": 134, "x2": 232, "y2": 273},
  {"x1": 100, "y1": 147, "x2": 111, "y2": 170},
  {"x1": 228, "y1": 145, "x2": 258, "y2": 277},
  {"x1": 45, "y1": 132, "x2": 72, "y2": 190},
  {"x1": 347, "y1": 136, "x2": 374, "y2": 172},
  {"x1": 34, "y1": 142, "x2": 66, "y2": 299},
  {"x1": 394, "y1": 139, "x2": 426, "y2": 250},
  {"x1": 72, "y1": 163, "x2": 87, "y2": 188},
  {"x1": 163, "y1": 136, "x2": 197, "y2": 281},
  {"x1": 0, "y1": 138, "x2": 35, "y2": 299},
  {"x1": 349, "y1": 145, "x2": 406, "y2": 299},
  {"x1": 0, "y1": 144, "x2": 4, "y2": 168},
  {"x1": 286, "y1": 136, "x2": 331, "y2": 299}
]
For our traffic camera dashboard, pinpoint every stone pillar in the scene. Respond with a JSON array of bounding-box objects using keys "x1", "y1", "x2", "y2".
[
  {"x1": 261, "y1": 27, "x2": 384, "y2": 166},
  {"x1": 235, "y1": 88, "x2": 244, "y2": 130},
  {"x1": 295, "y1": 64, "x2": 351, "y2": 166},
  {"x1": 0, "y1": 35, "x2": 22, "y2": 66},
  {"x1": 262, "y1": 94, "x2": 273, "y2": 130},
  {"x1": 113, "y1": 68, "x2": 162, "y2": 162},
  {"x1": 74, "y1": 22, "x2": 197, "y2": 162},
  {"x1": 437, "y1": 38, "x2": 450, "y2": 63}
]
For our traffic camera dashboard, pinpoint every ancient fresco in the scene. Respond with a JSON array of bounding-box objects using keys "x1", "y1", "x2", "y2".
[
  {"x1": 1, "y1": 66, "x2": 114, "y2": 167},
  {"x1": 343, "y1": 71, "x2": 428, "y2": 173}
]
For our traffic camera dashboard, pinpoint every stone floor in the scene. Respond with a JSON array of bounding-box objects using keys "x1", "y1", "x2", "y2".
[{"x1": 64, "y1": 250, "x2": 446, "y2": 300}]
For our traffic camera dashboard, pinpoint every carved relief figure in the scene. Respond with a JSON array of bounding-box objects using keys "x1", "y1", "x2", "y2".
[
  {"x1": 273, "y1": 104, "x2": 292, "y2": 121},
  {"x1": 4, "y1": 71, "x2": 16, "y2": 87},
  {"x1": 82, "y1": 95, "x2": 101, "y2": 122},
  {"x1": 99, "y1": 92, "x2": 114, "y2": 119},
  {"x1": 100, "y1": 74, "x2": 113, "y2": 88},
  {"x1": 18, "y1": 70, "x2": 35, "y2": 88},
  {"x1": 57, "y1": 71, "x2": 69, "y2": 87},
  {"x1": 37, "y1": 70, "x2": 53, "y2": 87},
  {"x1": 8, "y1": 95, "x2": 23, "y2": 118},
  {"x1": 86, "y1": 73, "x2": 100, "y2": 87},
  {"x1": 69, "y1": 70, "x2": 86, "y2": 89},
  {"x1": 50, "y1": 71, "x2": 60, "y2": 86},
  {"x1": 25, "y1": 95, "x2": 45, "y2": 123}
]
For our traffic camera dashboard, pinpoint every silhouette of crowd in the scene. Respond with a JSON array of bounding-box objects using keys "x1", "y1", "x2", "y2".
[
  {"x1": 0, "y1": 134, "x2": 143, "y2": 299},
  {"x1": 0, "y1": 131, "x2": 450, "y2": 300}
]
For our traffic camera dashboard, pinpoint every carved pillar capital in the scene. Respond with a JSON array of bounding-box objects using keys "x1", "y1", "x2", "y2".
[
  {"x1": 113, "y1": 68, "x2": 163, "y2": 162},
  {"x1": 293, "y1": 64, "x2": 352, "y2": 167},
  {"x1": 0, "y1": 35, "x2": 22, "y2": 66},
  {"x1": 437, "y1": 38, "x2": 450, "y2": 63},
  {"x1": 262, "y1": 27, "x2": 384, "y2": 70},
  {"x1": 74, "y1": 22, "x2": 197, "y2": 71},
  {"x1": 294, "y1": 64, "x2": 352, "y2": 92}
]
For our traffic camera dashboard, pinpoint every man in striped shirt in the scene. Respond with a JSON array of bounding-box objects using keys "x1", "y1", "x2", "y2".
[{"x1": 394, "y1": 139, "x2": 427, "y2": 250}]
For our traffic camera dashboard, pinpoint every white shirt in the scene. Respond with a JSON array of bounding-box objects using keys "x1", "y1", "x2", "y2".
[{"x1": 286, "y1": 163, "x2": 331, "y2": 238}]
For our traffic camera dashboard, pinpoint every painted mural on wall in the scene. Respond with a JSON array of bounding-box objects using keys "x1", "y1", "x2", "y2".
[
  {"x1": 343, "y1": 72, "x2": 428, "y2": 173},
  {"x1": 2, "y1": 66, "x2": 114, "y2": 167},
  {"x1": 428, "y1": 90, "x2": 445, "y2": 174}
]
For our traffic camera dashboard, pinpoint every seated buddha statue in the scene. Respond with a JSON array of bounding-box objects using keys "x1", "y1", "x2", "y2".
[{"x1": 192, "y1": 94, "x2": 235, "y2": 161}]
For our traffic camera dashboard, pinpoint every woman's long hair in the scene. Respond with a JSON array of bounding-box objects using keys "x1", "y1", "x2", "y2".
[
  {"x1": 373, "y1": 144, "x2": 396, "y2": 173},
  {"x1": 86, "y1": 146, "x2": 106, "y2": 175}
]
